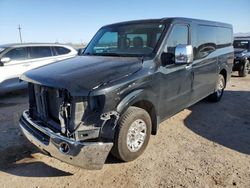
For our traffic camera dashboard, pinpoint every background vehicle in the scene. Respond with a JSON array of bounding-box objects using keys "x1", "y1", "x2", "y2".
[
  {"x1": 19, "y1": 18, "x2": 234, "y2": 169},
  {"x1": 0, "y1": 43, "x2": 77, "y2": 93},
  {"x1": 233, "y1": 37, "x2": 250, "y2": 77}
]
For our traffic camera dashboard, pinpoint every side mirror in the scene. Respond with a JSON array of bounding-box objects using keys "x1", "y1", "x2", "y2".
[
  {"x1": 175, "y1": 44, "x2": 193, "y2": 64},
  {"x1": 0, "y1": 57, "x2": 11, "y2": 64}
]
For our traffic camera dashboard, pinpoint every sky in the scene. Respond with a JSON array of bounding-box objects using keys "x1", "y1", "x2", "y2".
[{"x1": 0, "y1": 0, "x2": 250, "y2": 44}]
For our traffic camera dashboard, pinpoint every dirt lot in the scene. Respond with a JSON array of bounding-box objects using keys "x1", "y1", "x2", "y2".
[{"x1": 0, "y1": 74, "x2": 249, "y2": 188}]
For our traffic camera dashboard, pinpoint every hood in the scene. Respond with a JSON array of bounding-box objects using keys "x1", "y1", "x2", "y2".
[
  {"x1": 234, "y1": 48, "x2": 247, "y2": 54},
  {"x1": 20, "y1": 56, "x2": 142, "y2": 96}
]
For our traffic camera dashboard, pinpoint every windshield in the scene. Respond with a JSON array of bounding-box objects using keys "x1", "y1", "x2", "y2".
[
  {"x1": 84, "y1": 23, "x2": 165, "y2": 57},
  {"x1": 233, "y1": 40, "x2": 250, "y2": 50}
]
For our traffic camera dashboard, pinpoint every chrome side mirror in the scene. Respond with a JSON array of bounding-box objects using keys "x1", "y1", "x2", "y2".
[
  {"x1": 0, "y1": 57, "x2": 11, "y2": 64},
  {"x1": 175, "y1": 44, "x2": 193, "y2": 64}
]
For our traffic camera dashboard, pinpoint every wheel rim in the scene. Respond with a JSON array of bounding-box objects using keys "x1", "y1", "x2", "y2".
[
  {"x1": 126, "y1": 119, "x2": 147, "y2": 152},
  {"x1": 217, "y1": 76, "x2": 225, "y2": 97}
]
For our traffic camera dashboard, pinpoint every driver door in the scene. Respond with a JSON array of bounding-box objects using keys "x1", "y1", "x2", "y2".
[{"x1": 158, "y1": 24, "x2": 193, "y2": 120}]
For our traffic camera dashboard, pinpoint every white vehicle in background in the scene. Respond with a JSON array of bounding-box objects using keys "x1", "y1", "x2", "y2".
[{"x1": 0, "y1": 43, "x2": 77, "y2": 93}]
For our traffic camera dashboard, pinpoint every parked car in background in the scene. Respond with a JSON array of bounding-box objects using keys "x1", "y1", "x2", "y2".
[
  {"x1": 0, "y1": 43, "x2": 77, "y2": 93},
  {"x1": 19, "y1": 18, "x2": 233, "y2": 169},
  {"x1": 233, "y1": 37, "x2": 250, "y2": 77}
]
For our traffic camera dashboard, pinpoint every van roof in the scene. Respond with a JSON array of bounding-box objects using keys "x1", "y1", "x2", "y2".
[{"x1": 103, "y1": 17, "x2": 232, "y2": 29}]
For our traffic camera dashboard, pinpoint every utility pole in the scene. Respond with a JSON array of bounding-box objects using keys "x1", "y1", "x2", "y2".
[{"x1": 17, "y1": 24, "x2": 23, "y2": 43}]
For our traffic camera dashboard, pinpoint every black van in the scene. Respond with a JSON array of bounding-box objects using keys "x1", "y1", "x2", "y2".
[{"x1": 19, "y1": 17, "x2": 234, "y2": 169}]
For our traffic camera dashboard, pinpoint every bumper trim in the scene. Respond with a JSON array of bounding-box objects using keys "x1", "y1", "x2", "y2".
[{"x1": 19, "y1": 110, "x2": 113, "y2": 170}]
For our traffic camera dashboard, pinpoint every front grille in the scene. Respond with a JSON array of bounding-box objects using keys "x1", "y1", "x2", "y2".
[
  {"x1": 29, "y1": 83, "x2": 87, "y2": 134},
  {"x1": 34, "y1": 84, "x2": 48, "y2": 121},
  {"x1": 32, "y1": 84, "x2": 63, "y2": 132},
  {"x1": 47, "y1": 88, "x2": 62, "y2": 124}
]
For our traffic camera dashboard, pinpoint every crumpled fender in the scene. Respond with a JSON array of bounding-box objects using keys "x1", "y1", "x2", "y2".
[
  {"x1": 116, "y1": 89, "x2": 144, "y2": 114},
  {"x1": 115, "y1": 88, "x2": 159, "y2": 134}
]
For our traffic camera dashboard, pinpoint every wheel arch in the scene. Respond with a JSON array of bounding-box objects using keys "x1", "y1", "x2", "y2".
[
  {"x1": 219, "y1": 68, "x2": 227, "y2": 84},
  {"x1": 116, "y1": 89, "x2": 159, "y2": 135}
]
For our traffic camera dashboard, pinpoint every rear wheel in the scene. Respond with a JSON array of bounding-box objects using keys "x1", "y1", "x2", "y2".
[
  {"x1": 111, "y1": 106, "x2": 151, "y2": 161},
  {"x1": 208, "y1": 74, "x2": 225, "y2": 102},
  {"x1": 238, "y1": 60, "x2": 249, "y2": 77}
]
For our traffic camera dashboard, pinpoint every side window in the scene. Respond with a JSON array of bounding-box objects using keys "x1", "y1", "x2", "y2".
[
  {"x1": 30, "y1": 47, "x2": 52, "y2": 58},
  {"x1": 54, "y1": 47, "x2": 70, "y2": 55},
  {"x1": 166, "y1": 25, "x2": 188, "y2": 54},
  {"x1": 196, "y1": 25, "x2": 217, "y2": 59},
  {"x1": 233, "y1": 40, "x2": 249, "y2": 50},
  {"x1": 3, "y1": 47, "x2": 28, "y2": 61},
  {"x1": 216, "y1": 27, "x2": 233, "y2": 48}
]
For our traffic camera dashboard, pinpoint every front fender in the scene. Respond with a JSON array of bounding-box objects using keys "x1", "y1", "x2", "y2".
[
  {"x1": 116, "y1": 89, "x2": 144, "y2": 114},
  {"x1": 115, "y1": 89, "x2": 159, "y2": 135},
  {"x1": 116, "y1": 88, "x2": 159, "y2": 115}
]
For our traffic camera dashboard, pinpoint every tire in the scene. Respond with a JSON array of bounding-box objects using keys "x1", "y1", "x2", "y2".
[
  {"x1": 111, "y1": 106, "x2": 151, "y2": 162},
  {"x1": 207, "y1": 74, "x2": 225, "y2": 102},
  {"x1": 238, "y1": 60, "x2": 249, "y2": 77}
]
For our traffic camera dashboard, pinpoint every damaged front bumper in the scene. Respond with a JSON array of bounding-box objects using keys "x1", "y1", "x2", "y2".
[{"x1": 19, "y1": 110, "x2": 113, "y2": 170}]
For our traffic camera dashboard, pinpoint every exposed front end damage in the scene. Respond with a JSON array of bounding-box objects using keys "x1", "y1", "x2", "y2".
[
  {"x1": 19, "y1": 83, "x2": 120, "y2": 169},
  {"x1": 20, "y1": 111, "x2": 113, "y2": 169}
]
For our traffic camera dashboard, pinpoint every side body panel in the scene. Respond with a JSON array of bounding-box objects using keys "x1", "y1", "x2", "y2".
[
  {"x1": 190, "y1": 22, "x2": 234, "y2": 105},
  {"x1": 190, "y1": 22, "x2": 219, "y2": 104}
]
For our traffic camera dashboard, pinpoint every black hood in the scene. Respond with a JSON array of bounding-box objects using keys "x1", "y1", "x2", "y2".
[
  {"x1": 234, "y1": 48, "x2": 247, "y2": 55},
  {"x1": 20, "y1": 56, "x2": 142, "y2": 96}
]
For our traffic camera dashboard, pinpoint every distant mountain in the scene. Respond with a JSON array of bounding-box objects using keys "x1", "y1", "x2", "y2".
[{"x1": 234, "y1": 32, "x2": 250, "y2": 37}]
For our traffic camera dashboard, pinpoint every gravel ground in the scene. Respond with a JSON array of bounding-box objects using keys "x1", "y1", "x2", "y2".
[{"x1": 0, "y1": 73, "x2": 249, "y2": 188}]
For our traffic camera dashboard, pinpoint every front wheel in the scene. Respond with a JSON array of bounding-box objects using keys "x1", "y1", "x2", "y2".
[
  {"x1": 111, "y1": 106, "x2": 151, "y2": 162},
  {"x1": 207, "y1": 74, "x2": 225, "y2": 102}
]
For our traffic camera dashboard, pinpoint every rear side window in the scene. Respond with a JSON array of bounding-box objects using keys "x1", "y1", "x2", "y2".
[
  {"x1": 196, "y1": 25, "x2": 233, "y2": 59},
  {"x1": 196, "y1": 25, "x2": 217, "y2": 59},
  {"x1": 217, "y1": 27, "x2": 233, "y2": 48},
  {"x1": 166, "y1": 25, "x2": 188, "y2": 54},
  {"x1": 3, "y1": 47, "x2": 28, "y2": 61},
  {"x1": 54, "y1": 46, "x2": 70, "y2": 55},
  {"x1": 30, "y1": 47, "x2": 52, "y2": 58}
]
